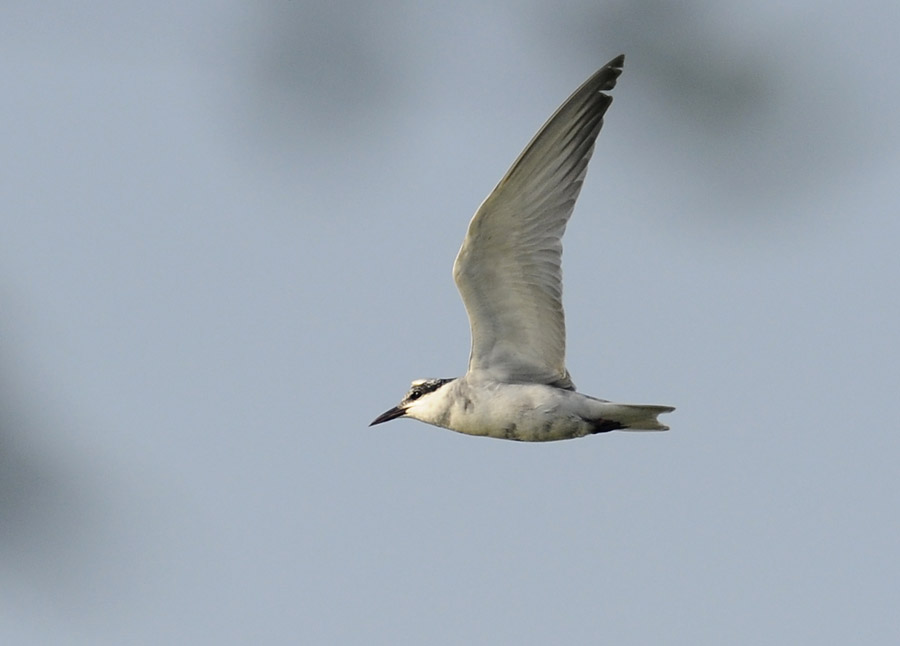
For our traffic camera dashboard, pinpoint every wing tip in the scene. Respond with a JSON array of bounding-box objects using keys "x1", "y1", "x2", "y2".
[{"x1": 597, "y1": 54, "x2": 625, "y2": 92}]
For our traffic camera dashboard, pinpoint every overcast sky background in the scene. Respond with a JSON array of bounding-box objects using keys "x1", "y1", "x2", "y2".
[{"x1": 2, "y1": 2, "x2": 899, "y2": 644}]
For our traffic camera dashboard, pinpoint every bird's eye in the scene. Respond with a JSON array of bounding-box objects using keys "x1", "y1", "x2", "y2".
[{"x1": 409, "y1": 390, "x2": 422, "y2": 400}]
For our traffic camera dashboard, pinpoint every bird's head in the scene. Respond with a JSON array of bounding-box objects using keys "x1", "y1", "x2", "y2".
[{"x1": 370, "y1": 378, "x2": 454, "y2": 426}]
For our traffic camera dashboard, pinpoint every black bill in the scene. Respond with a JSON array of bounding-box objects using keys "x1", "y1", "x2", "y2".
[{"x1": 369, "y1": 405, "x2": 406, "y2": 426}]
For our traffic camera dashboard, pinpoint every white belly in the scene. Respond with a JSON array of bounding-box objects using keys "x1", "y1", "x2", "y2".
[{"x1": 443, "y1": 381, "x2": 602, "y2": 441}]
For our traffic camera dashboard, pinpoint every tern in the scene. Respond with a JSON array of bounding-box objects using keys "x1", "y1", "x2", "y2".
[{"x1": 371, "y1": 55, "x2": 673, "y2": 441}]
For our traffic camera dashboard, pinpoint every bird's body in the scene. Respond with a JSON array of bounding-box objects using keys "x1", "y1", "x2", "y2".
[
  {"x1": 378, "y1": 377, "x2": 672, "y2": 442},
  {"x1": 371, "y1": 55, "x2": 674, "y2": 441}
]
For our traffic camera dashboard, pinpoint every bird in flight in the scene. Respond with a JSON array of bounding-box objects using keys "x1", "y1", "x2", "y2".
[{"x1": 371, "y1": 55, "x2": 673, "y2": 441}]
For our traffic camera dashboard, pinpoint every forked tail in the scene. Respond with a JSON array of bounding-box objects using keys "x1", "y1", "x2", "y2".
[{"x1": 598, "y1": 403, "x2": 675, "y2": 432}]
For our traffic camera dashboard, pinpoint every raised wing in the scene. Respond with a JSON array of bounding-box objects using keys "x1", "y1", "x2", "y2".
[{"x1": 453, "y1": 55, "x2": 623, "y2": 388}]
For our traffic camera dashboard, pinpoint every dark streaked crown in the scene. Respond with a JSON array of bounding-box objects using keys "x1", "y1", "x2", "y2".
[{"x1": 403, "y1": 378, "x2": 453, "y2": 403}]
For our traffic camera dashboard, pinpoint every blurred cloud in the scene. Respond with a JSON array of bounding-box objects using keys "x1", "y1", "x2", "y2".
[
  {"x1": 542, "y1": 0, "x2": 770, "y2": 126},
  {"x1": 0, "y1": 347, "x2": 99, "y2": 602},
  {"x1": 529, "y1": 0, "x2": 891, "y2": 221},
  {"x1": 0, "y1": 405, "x2": 86, "y2": 561},
  {"x1": 241, "y1": 2, "x2": 412, "y2": 142}
]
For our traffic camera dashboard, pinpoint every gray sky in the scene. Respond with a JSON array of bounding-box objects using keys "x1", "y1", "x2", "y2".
[{"x1": 2, "y1": 1, "x2": 899, "y2": 644}]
